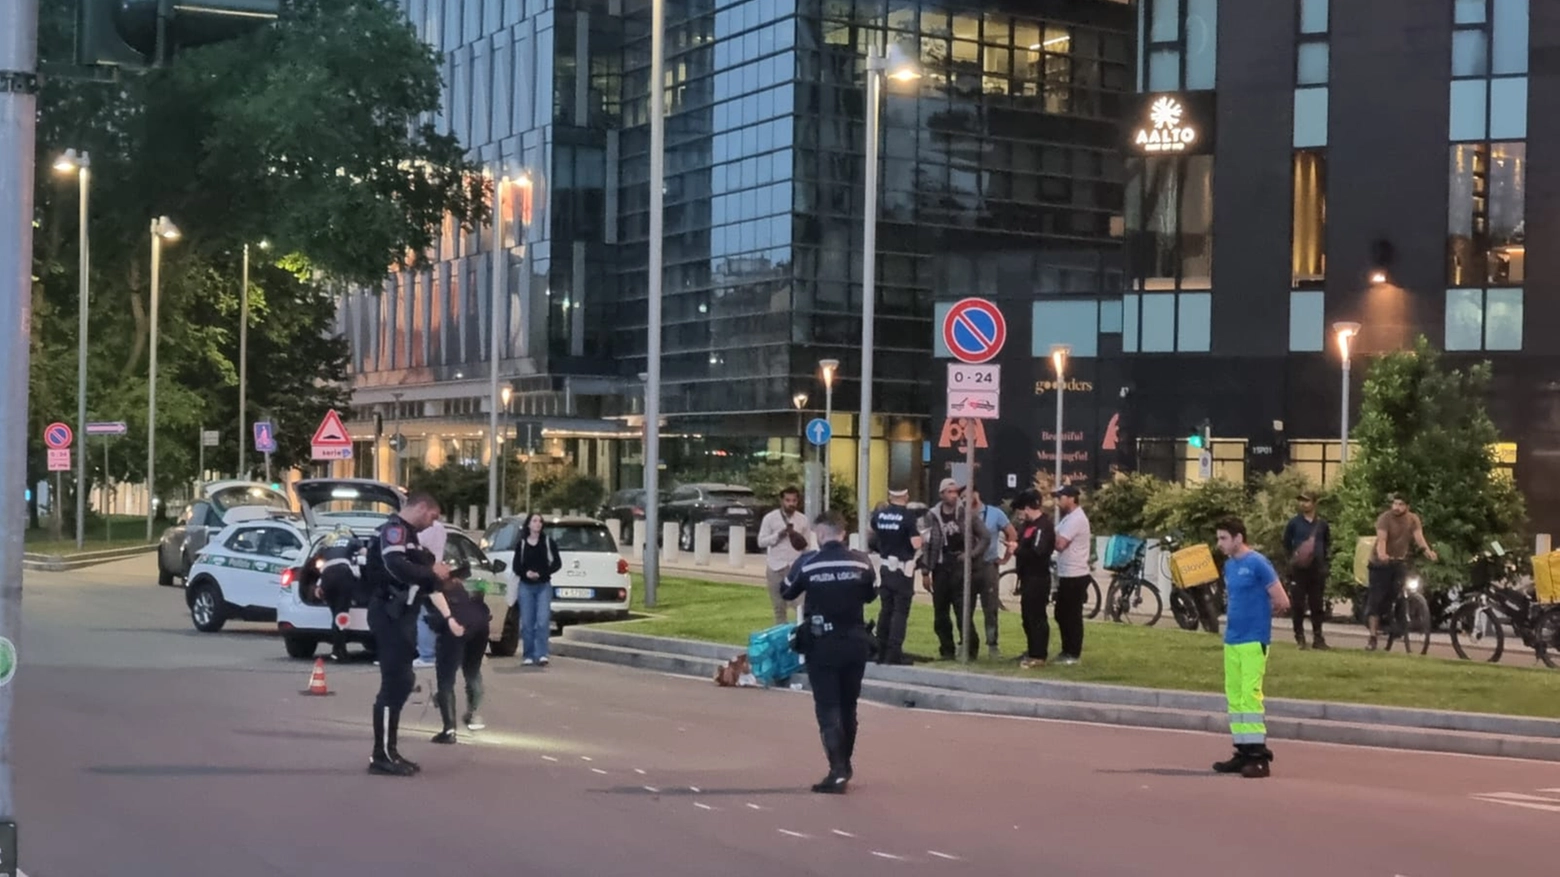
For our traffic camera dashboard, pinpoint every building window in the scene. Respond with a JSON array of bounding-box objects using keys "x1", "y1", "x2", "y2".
[
  {"x1": 1126, "y1": 155, "x2": 1214, "y2": 291},
  {"x1": 1137, "y1": 437, "x2": 1245, "y2": 485},
  {"x1": 1445, "y1": 287, "x2": 1522, "y2": 351},
  {"x1": 1288, "y1": 290, "x2": 1324, "y2": 351},
  {"x1": 1031, "y1": 300, "x2": 1100, "y2": 357},
  {"x1": 1293, "y1": 87, "x2": 1328, "y2": 148},
  {"x1": 1121, "y1": 292, "x2": 1210, "y2": 353},
  {"x1": 1299, "y1": 0, "x2": 1328, "y2": 35},
  {"x1": 1449, "y1": 0, "x2": 1528, "y2": 143},
  {"x1": 1288, "y1": 439, "x2": 1355, "y2": 487},
  {"x1": 1291, "y1": 149, "x2": 1326, "y2": 284},
  {"x1": 1448, "y1": 143, "x2": 1525, "y2": 287},
  {"x1": 1141, "y1": 0, "x2": 1218, "y2": 91}
]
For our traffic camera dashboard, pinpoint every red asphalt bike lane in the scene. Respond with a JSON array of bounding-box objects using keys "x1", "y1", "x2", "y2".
[{"x1": 15, "y1": 652, "x2": 1560, "y2": 876}]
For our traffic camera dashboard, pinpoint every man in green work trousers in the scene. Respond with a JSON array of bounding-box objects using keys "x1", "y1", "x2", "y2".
[{"x1": 1212, "y1": 517, "x2": 1290, "y2": 779}]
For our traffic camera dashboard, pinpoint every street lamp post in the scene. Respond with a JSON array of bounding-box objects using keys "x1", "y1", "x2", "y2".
[
  {"x1": 390, "y1": 391, "x2": 404, "y2": 485},
  {"x1": 1334, "y1": 322, "x2": 1361, "y2": 466},
  {"x1": 146, "y1": 216, "x2": 181, "y2": 542},
  {"x1": 1051, "y1": 344, "x2": 1070, "y2": 495},
  {"x1": 238, "y1": 239, "x2": 269, "y2": 480},
  {"x1": 820, "y1": 359, "x2": 838, "y2": 511},
  {"x1": 500, "y1": 385, "x2": 512, "y2": 514},
  {"x1": 53, "y1": 149, "x2": 90, "y2": 549},
  {"x1": 645, "y1": 0, "x2": 667, "y2": 608},
  {"x1": 487, "y1": 174, "x2": 509, "y2": 529},
  {"x1": 792, "y1": 392, "x2": 808, "y2": 458},
  {"x1": 857, "y1": 42, "x2": 920, "y2": 539}
]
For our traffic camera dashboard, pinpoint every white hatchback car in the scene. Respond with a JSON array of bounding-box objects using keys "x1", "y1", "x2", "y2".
[
  {"x1": 184, "y1": 508, "x2": 311, "y2": 632},
  {"x1": 480, "y1": 516, "x2": 633, "y2": 625}
]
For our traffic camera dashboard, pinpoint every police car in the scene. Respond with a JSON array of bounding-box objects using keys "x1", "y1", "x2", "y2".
[
  {"x1": 275, "y1": 527, "x2": 518, "y2": 660},
  {"x1": 184, "y1": 507, "x2": 312, "y2": 633},
  {"x1": 183, "y1": 478, "x2": 406, "y2": 634},
  {"x1": 479, "y1": 516, "x2": 633, "y2": 626}
]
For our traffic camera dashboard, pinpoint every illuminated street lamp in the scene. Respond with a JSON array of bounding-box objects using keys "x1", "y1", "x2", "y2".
[
  {"x1": 1050, "y1": 344, "x2": 1071, "y2": 496},
  {"x1": 146, "y1": 216, "x2": 182, "y2": 541},
  {"x1": 239, "y1": 238, "x2": 270, "y2": 478},
  {"x1": 53, "y1": 149, "x2": 90, "y2": 549},
  {"x1": 1334, "y1": 322, "x2": 1361, "y2": 465},
  {"x1": 820, "y1": 359, "x2": 839, "y2": 511}
]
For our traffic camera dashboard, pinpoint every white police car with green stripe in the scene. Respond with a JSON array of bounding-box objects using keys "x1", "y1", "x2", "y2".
[{"x1": 185, "y1": 508, "x2": 311, "y2": 633}]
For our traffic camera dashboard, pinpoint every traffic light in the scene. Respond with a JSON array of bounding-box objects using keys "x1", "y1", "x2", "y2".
[
  {"x1": 1187, "y1": 420, "x2": 1212, "y2": 449},
  {"x1": 76, "y1": 0, "x2": 280, "y2": 69}
]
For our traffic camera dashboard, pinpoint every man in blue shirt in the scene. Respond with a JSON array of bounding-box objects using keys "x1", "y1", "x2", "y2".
[
  {"x1": 1213, "y1": 517, "x2": 1290, "y2": 779},
  {"x1": 971, "y1": 489, "x2": 1016, "y2": 660}
]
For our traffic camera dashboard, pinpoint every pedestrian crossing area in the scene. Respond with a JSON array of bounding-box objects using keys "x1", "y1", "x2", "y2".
[{"x1": 1471, "y1": 787, "x2": 1560, "y2": 813}]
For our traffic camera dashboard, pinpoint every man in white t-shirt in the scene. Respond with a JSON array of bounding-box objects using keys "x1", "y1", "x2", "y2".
[
  {"x1": 756, "y1": 486, "x2": 810, "y2": 623},
  {"x1": 1051, "y1": 485, "x2": 1092, "y2": 666}
]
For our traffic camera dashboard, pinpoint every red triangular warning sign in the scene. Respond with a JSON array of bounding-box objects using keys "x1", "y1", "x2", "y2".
[{"x1": 311, "y1": 410, "x2": 352, "y2": 447}]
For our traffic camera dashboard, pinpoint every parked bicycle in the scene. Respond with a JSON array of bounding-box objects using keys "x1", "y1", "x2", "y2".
[
  {"x1": 1101, "y1": 535, "x2": 1164, "y2": 626},
  {"x1": 1449, "y1": 546, "x2": 1560, "y2": 667},
  {"x1": 998, "y1": 560, "x2": 1102, "y2": 620}
]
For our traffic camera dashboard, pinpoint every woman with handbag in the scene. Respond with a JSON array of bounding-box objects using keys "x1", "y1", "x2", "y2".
[
  {"x1": 509, "y1": 513, "x2": 564, "y2": 666},
  {"x1": 1283, "y1": 492, "x2": 1332, "y2": 650}
]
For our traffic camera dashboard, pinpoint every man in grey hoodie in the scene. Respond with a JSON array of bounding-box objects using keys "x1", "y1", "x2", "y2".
[{"x1": 918, "y1": 478, "x2": 992, "y2": 659}]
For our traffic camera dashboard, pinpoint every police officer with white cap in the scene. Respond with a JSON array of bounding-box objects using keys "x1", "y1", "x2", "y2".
[{"x1": 869, "y1": 487, "x2": 919, "y2": 665}]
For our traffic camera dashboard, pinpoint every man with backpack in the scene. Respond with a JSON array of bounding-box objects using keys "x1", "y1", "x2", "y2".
[{"x1": 1282, "y1": 492, "x2": 1332, "y2": 650}]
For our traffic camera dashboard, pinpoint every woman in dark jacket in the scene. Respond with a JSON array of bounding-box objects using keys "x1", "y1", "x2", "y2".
[{"x1": 510, "y1": 513, "x2": 563, "y2": 666}]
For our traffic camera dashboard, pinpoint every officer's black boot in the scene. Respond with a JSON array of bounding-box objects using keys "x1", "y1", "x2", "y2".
[
  {"x1": 841, "y1": 718, "x2": 858, "y2": 781},
  {"x1": 385, "y1": 706, "x2": 420, "y2": 772},
  {"x1": 369, "y1": 707, "x2": 413, "y2": 776},
  {"x1": 432, "y1": 692, "x2": 457, "y2": 744},
  {"x1": 811, "y1": 727, "x2": 850, "y2": 794}
]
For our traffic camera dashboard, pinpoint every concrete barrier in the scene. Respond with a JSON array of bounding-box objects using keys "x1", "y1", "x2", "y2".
[
  {"x1": 728, "y1": 525, "x2": 745, "y2": 567},
  {"x1": 662, "y1": 522, "x2": 681, "y2": 561},
  {"x1": 693, "y1": 522, "x2": 712, "y2": 566},
  {"x1": 605, "y1": 518, "x2": 622, "y2": 546},
  {"x1": 633, "y1": 520, "x2": 647, "y2": 548}
]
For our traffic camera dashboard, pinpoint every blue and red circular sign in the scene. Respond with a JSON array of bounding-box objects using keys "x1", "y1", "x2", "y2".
[
  {"x1": 942, "y1": 298, "x2": 1007, "y2": 364},
  {"x1": 43, "y1": 422, "x2": 73, "y2": 450}
]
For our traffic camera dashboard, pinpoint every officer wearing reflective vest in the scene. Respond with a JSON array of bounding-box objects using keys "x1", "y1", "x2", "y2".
[
  {"x1": 868, "y1": 488, "x2": 920, "y2": 666},
  {"x1": 362, "y1": 491, "x2": 457, "y2": 777},
  {"x1": 780, "y1": 511, "x2": 877, "y2": 794},
  {"x1": 314, "y1": 525, "x2": 364, "y2": 663}
]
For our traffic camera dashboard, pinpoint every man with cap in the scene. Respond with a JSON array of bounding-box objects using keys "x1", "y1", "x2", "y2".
[
  {"x1": 918, "y1": 477, "x2": 991, "y2": 660},
  {"x1": 1051, "y1": 484, "x2": 1092, "y2": 665},
  {"x1": 869, "y1": 486, "x2": 920, "y2": 665}
]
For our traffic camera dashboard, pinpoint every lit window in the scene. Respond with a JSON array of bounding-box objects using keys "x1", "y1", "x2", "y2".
[
  {"x1": 1293, "y1": 87, "x2": 1328, "y2": 148},
  {"x1": 1031, "y1": 300, "x2": 1100, "y2": 357},
  {"x1": 1289, "y1": 291, "x2": 1324, "y2": 351}
]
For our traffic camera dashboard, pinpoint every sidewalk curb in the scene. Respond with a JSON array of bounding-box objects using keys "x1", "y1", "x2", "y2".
[
  {"x1": 559, "y1": 626, "x2": 1560, "y2": 763},
  {"x1": 22, "y1": 544, "x2": 155, "y2": 572}
]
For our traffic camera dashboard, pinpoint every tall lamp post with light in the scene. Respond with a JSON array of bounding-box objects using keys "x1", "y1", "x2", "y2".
[
  {"x1": 500, "y1": 385, "x2": 513, "y2": 513},
  {"x1": 792, "y1": 392, "x2": 808, "y2": 458},
  {"x1": 1334, "y1": 322, "x2": 1361, "y2": 466},
  {"x1": 238, "y1": 239, "x2": 270, "y2": 479},
  {"x1": 857, "y1": 41, "x2": 921, "y2": 539},
  {"x1": 146, "y1": 216, "x2": 181, "y2": 541},
  {"x1": 820, "y1": 359, "x2": 838, "y2": 510},
  {"x1": 53, "y1": 149, "x2": 90, "y2": 549},
  {"x1": 1050, "y1": 344, "x2": 1071, "y2": 493},
  {"x1": 487, "y1": 172, "x2": 531, "y2": 526}
]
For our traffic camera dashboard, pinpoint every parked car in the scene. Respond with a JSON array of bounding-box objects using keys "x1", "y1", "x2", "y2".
[
  {"x1": 276, "y1": 527, "x2": 517, "y2": 660},
  {"x1": 184, "y1": 508, "x2": 311, "y2": 632},
  {"x1": 481, "y1": 516, "x2": 632, "y2": 626},
  {"x1": 157, "y1": 481, "x2": 291, "y2": 586},
  {"x1": 661, "y1": 483, "x2": 765, "y2": 552},
  {"x1": 291, "y1": 477, "x2": 405, "y2": 538},
  {"x1": 599, "y1": 489, "x2": 649, "y2": 545}
]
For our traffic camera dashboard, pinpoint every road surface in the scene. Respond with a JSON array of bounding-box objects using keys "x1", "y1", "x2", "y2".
[{"x1": 13, "y1": 556, "x2": 1560, "y2": 875}]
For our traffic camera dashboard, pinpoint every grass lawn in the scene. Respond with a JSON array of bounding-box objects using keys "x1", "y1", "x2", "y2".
[
  {"x1": 25, "y1": 515, "x2": 166, "y2": 556},
  {"x1": 608, "y1": 575, "x2": 1560, "y2": 720}
]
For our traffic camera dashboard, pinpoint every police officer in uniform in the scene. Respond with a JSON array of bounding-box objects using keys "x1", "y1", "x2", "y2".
[
  {"x1": 780, "y1": 511, "x2": 877, "y2": 794},
  {"x1": 363, "y1": 491, "x2": 452, "y2": 777},
  {"x1": 313, "y1": 525, "x2": 364, "y2": 663},
  {"x1": 869, "y1": 488, "x2": 919, "y2": 666}
]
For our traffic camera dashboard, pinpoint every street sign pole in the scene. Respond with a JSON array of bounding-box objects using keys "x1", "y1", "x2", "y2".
[
  {"x1": 198, "y1": 426, "x2": 205, "y2": 493},
  {"x1": 960, "y1": 421, "x2": 974, "y2": 665}
]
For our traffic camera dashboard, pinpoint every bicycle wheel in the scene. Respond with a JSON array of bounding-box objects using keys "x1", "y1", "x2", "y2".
[
  {"x1": 1403, "y1": 592, "x2": 1432, "y2": 655},
  {"x1": 1534, "y1": 606, "x2": 1560, "y2": 669},
  {"x1": 1085, "y1": 579, "x2": 1102, "y2": 620},
  {"x1": 999, "y1": 568, "x2": 1019, "y2": 599},
  {"x1": 1449, "y1": 602, "x2": 1505, "y2": 662},
  {"x1": 1104, "y1": 577, "x2": 1126, "y2": 623},
  {"x1": 1124, "y1": 581, "x2": 1164, "y2": 627},
  {"x1": 1169, "y1": 588, "x2": 1201, "y2": 631}
]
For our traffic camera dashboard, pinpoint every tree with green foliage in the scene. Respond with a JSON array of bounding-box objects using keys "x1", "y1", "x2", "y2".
[
  {"x1": 1087, "y1": 471, "x2": 1171, "y2": 537},
  {"x1": 1328, "y1": 338, "x2": 1526, "y2": 599},
  {"x1": 29, "y1": 0, "x2": 485, "y2": 515}
]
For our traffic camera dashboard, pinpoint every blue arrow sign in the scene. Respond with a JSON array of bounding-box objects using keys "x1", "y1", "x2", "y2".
[
  {"x1": 806, "y1": 418, "x2": 832, "y2": 447},
  {"x1": 253, "y1": 421, "x2": 278, "y2": 453}
]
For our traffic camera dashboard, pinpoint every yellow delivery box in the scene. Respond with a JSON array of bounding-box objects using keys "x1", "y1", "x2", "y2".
[
  {"x1": 1169, "y1": 543, "x2": 1220, "y2": 589},
  {"x1": 1533, "y1": 551, "x2": 1560, "y2": 604},
  {"x1": 1352, "y1": 536, "x2": 1377, "y2": 587}
]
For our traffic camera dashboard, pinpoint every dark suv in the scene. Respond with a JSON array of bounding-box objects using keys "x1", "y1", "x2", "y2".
[{"x1": 662, "y1": 484, "x2": 765, "y2": 552}]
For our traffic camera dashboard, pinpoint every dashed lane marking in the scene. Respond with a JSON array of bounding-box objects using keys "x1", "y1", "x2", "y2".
[
  {"x1": 746, "y1": 803, "x2": 764, "y2": 810},
  {"x1": 591, "y1": 768, "x2": 608, "y2": 775},
  {"x1": 832, "y1": 829, "x2": 856, "y2": 838},
  {"x1": 694, "y1": 802, "x2": 716, "y2": 811},
  {"x1": 541, "y1": 755, "x2": 559, "y2": 762},
  {"x1": 643, "y1": 786, "x2": 660, "y2": 793},
  {"x1": 927, "y1": 850, "x2": 960, "y2": 861},
  {"x1": 870, "y1": 851, "x2": 905, "y2": 861},
  {"x1": 778, "y1": 829, "x2": 809, "y2": 839}
]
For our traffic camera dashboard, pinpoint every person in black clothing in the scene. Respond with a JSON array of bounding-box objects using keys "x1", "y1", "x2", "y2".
[
  {"x1": 428, "y1": 568, "x2": 493, "y2": 743},
  {"x1": 363, "y1": 492, "x2": 452, "y2": 777},
  {"x1": 510, "y1": 513, "x2": 564, "y2": 665},
  {"x1": 1282, "y1": 492, "x2": 1333, "y2": 650},
  {"x1": 312, "y1": 525, "x2": 364, "y2": 663},
  {"x1": 1010, "y1": 490, "x2": 1056, "y2": 668},
  {"x1": 868, "y1": 487, "x2": 920, "y2": 666},
  {"x1": 918, "y1": 478, "x2": 992, "y2": 660},
  {"x1": 780, "y1": 511, "x2": 877, "y2": 794}
]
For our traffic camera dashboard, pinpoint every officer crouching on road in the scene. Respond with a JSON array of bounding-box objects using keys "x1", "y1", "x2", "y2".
[
  {"x1": 781, "y1": 511, "x2": 877, "y2": 794},
  {"x1": 363, "y1": 491, "x2": 458, "y2": 777},
  {"x1": 869, "y1": 488, "x2": 920, "y2": 666},
  {"x1": 313, "y1": 525, "x2": 364, "y2": 663}
]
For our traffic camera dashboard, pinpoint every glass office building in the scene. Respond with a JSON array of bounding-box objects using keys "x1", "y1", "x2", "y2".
[{"x1": 337, "y1": 0, "x2": 1135, "y2": 500}]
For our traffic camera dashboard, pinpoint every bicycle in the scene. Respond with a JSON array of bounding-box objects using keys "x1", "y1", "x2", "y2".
[
  {"x1": 1447, "y1": 547, "x2": 1526, "y2": 663},
  {"x1": 1377, "y1": 566, "x2": 1432, "y2": 655},
  {"x1": 1103, "y1": 540, "x2": 1164, "y2": 626},
  {"x1": 997, "y1": 562, "x2": 1102, "y2": 620}
]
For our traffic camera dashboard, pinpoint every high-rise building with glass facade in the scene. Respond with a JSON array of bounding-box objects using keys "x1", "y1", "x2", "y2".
[{"x1": 335, "y1": 0, "x2": 1134, "y2": 504}]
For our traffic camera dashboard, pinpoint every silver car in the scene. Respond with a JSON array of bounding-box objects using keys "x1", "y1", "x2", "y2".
[{"x1": 157, "y1": 481, "x2": 291, "y2": 586}]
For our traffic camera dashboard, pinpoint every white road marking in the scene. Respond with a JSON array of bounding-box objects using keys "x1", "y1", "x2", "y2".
[
  {"x1": 778, "y1": 829, "x2": 809, "y2": 839},
  {"x1": 581, "y1": 756, "x2": 593, "y2": 762},
  {"x1": 1472, "y1": 794, "x2": 1560, "y2": 813},
  {"x1": 694, "y1": 802, "x2": 715, "y2": 811},
  {"x1": 927, "y1": 850, "x2": 960, "y2": 861},
  {"x1": 644, "y1": 786, "x2": 660, "y2": 793},
  {"x1": 746, "y1": 803, "x2": 764, "y2": 810},
  {"x1": 591, "y1": 768, "x2": 608, "y2": 775},
  {"x1": 870, "y1": 851, "x2": 905, "y2": 861},
  {"x1": 541, "y1": 755, "x2": 559, "y2": 762},
  {"x1": 634, "y1": 768, "x2": 647, "y2": 775},
  {"x1": 832, "y1": 829, "x2": 856, "y2": 838},
  {"x1": 689, "y1": 786, "x2": 702, "y2": 792},
  {"x1": 1477, "y1": 791, "x2": 1560, "y2": 803}
]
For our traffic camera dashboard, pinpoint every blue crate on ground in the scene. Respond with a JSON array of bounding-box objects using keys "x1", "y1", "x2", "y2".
[
  {"x1": 748, "y1": 623, "x2": 801, "y2": 685},
  {"x1": 1102, "y1": 534, "x2": 1146, "y2": 572}
]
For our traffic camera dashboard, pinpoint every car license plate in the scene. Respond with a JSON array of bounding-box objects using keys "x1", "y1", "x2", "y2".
[
  {"x1": 727, "y1": 507, "x2": 749, "y2": 515},
  {"x1": 555, "y1": 587, "x2": 594, "y2": 600}
]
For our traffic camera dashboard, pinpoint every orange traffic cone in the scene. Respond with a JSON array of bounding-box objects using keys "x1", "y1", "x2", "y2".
[{"x1": 301, "y1": 657, "x2": 334, "y2": 696}]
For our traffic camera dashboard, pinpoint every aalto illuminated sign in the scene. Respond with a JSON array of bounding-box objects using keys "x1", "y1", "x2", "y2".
[{"x1": 1134, "y1": 96, "x2": 1199, "y2": 153}]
